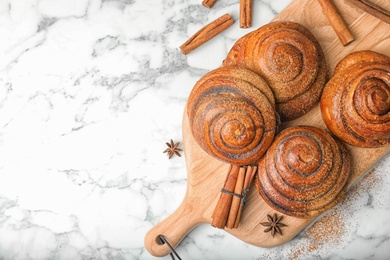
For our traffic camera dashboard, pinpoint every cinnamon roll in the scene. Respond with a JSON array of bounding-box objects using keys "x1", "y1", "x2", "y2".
[
  {"x1": 321, "y1": 50, "x2": 390, "y2": 147},
  {"x1": 256, "y1": 126, "x2": 351, "y2": 218},
  {"x1": 224, "y1": 21, "x2": 327, "y2": 121},
  {"x1": 187, "y1": 67, "x2": 279, "y2": 165}
]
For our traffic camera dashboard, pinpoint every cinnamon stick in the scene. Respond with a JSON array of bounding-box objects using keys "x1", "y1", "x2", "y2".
[
  {"x1": 316, "y1": 0, "x2": 354, "y2": 46},
  {"x1": 211, "y1": 165, "x2": 232, "y2": 219},
  {"x1": 211, "y1": 164, "x2": 240, "y2": 228},
  {"x1": 226, "y1": 167, "x2": 246, "y2": 228},
  {"x1": 346, "y1": 0, "x2": 390, "y2": 25},
  {"x1": 240, "y1": 0, "x2": 253, "y2": 28},
  {"x1": 202, "y1": 0, "x2": 217, "y2": 8},
  {"x1": 233, "y1": 166, "x2": 257, "y2": 228},
  {"x1": 179, "y1": 13, "x2": 234, "y2": 55}
]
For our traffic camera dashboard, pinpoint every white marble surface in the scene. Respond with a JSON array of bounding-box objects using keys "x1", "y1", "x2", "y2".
[{"x1": 0, "y1": 0, "x2": 389, "y2": 259}]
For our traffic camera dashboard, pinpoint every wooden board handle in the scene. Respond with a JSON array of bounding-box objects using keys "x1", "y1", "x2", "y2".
[{"x1": 144, "y1": 195, "x2": 204, "y2": 257}]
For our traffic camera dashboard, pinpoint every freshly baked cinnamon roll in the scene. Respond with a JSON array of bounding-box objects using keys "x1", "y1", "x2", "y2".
[
  {"x1": 224, "y1": 21, "x2": 327, "y2": 121},
  {"x1": 187, "y1": 67, "x2": 279, "y2": 165},
  {"x1": 256, "y1": 126, "x2": 351, "y2": 218},
  {"x1": 321, "y1": 50, "x2": 390, "y2": 147}
]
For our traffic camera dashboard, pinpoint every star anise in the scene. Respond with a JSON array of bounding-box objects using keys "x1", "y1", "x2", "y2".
[
  {"x1": 163, "y1": 139, "x2": 182, "y2": 159},
  {"x1": 260, "y1": 213, "x2": 287, "y2": 238}
]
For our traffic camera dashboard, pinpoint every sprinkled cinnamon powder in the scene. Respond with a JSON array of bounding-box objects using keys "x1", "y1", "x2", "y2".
[
  {"x1": 306, "y1": 211, "x2": 345, "y2": 245},
  {"x1": 350, "y1": 168, "x2": 381, "y2": 193},
  {"x1": 288, "y1": 210, "x2": 346, "y2": 259}
]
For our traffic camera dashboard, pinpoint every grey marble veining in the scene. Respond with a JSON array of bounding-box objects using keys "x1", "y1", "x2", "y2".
[{"x1": 0, "y1": 0, "x2": 389, "y2": 259}]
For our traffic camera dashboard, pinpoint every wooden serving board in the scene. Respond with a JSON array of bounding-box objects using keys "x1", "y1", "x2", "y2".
[{"x1": 145, "y1": 0, "x2": 390, "y2": 257}]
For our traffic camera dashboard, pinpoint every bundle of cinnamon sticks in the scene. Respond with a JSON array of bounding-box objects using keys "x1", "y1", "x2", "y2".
[{"x1": 211, "y1": 165, "x2": 257, "y2": 229}]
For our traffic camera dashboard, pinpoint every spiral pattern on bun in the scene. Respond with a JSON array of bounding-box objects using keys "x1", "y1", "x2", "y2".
[
  {"x1": 321, "y1": 50, "x2": 390, "y2": 147},
  {"x1": 256, "y1": 126, "x2": 350, "y2": 218},
  {"x1": 224, "y1": 21, "x2": 327, "y2": 121},
  {"x1": 187, "y1": 67, "x2": 279, "y2": 165}
]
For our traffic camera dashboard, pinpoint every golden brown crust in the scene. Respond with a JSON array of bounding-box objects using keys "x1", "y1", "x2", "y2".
[
  {"x1": 187, "y1": 67, "x2": 279, "y2": 165},
  {"x1": 224, "y1": 21, "x2": 327, "y2": 121},
  {"x1": 320, "y1": 50, "x2": 390, "y2": 147},
  {"x1": 256, "y1": 126, "x2": 351, "y2": 218}
]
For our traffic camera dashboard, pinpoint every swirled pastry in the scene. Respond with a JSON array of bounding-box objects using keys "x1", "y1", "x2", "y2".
[
  {"x1": 256, "y1": 126, "x2": 350, "y2": 218},
  {"x1": 187, "y1": 67, "x2": 279, "y2": 165},
  {"x1": 321, "y1": 50, "x2": 390, "y2": 147},
  {"x1": 224, "y1": 21, "x2": 327, "y2": 121}
]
